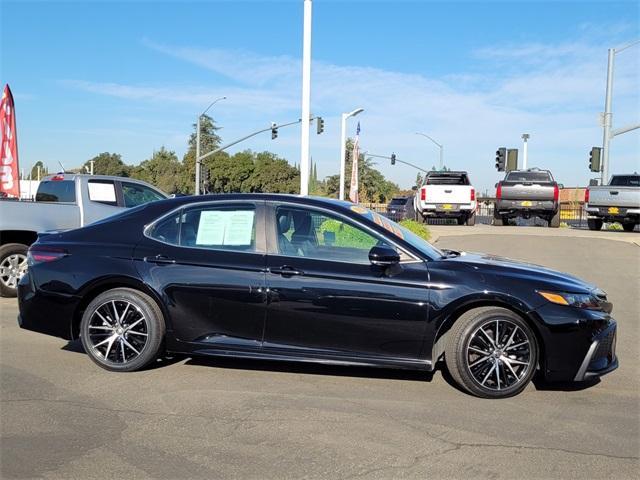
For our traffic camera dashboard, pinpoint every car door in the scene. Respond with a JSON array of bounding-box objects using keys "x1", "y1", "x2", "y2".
[
  {"x1": 135, "y1": 200, "x2": 267, "y2": 350},
  {"x1": 263, "y1": 202, "x2": 430, "y2": 363}
]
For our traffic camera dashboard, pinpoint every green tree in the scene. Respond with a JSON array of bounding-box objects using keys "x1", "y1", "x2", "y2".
[
  {"x1": 244, "y1": 152, "x2": 300, "y2": 193},
  {"x1": 130, "y1": 147, "x2": 182, "y2": 194},
  {"x1": 30, "y1": 161, "x2": 46, "y2": 180},
  {"x1": 179, "y1": 115, "x2": 222, "y2": 193},
  {"x1": 204, "y1": 150, "x2": 254, "y2": 193},
  {"x1": 84, "y1": 152, "x2": 130, "y2": 177}
]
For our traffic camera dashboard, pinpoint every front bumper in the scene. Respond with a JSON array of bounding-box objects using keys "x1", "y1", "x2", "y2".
[{"x1": 573, "y1": 321, "x2": 618, "y2": 381}]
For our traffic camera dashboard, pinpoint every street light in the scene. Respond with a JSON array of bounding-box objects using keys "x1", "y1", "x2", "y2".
[
  {"x1": 339, "y1": 107, "x2": 364, "y2": 200},
  {"x1": 195, "y1": 96, "x2": 226, "y2": 195},
  {"x1": 521, "y1": 133, "x2": 530, "y2": 169},
  {"x1": 416, "y1": 132, "x2": 443, "y2": 170}
]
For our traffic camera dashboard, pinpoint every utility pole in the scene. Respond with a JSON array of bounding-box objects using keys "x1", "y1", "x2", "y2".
[
  {"x1": 521, "y1": 134, "x2": 530, "y2": 169},
  {"x1": 299, "y1": 0, "x2": 312, "y2": 196},
  {"x1": 601, "y1": 40, "x2": 640, "y2": 184}
]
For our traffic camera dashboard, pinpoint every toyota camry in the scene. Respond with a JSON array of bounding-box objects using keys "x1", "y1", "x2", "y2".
[{"x1": 17, "y1": 195, "x2": 618, "y2": 398}]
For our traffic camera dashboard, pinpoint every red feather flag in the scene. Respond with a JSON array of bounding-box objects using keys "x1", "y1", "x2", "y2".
[{"x1": 1, "y1": 85, "x2": 20, "y2": 198}]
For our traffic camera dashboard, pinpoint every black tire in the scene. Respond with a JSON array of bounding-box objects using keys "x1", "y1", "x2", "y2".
[
  {"x1": 466, "y1": 212, "x2": 476, "y2": 226},
  {"x1": 456, "y1": 216, "x2": 465, "y2": 225},
  {"x1": 80, "y1": 288, "x2": 165, "y2": 372},
  {"x1": 493, "y1": 211, "x2": 504, "y2": 226},
  {"x1": 445, "y1": 307, "x2": 538, "y2": 399},
  {"x1": 587, "y1": 218, "x2": 603, "y2": 231},
  {"x1": 548, "y1": 210, "x2": 560, "y2": 228},
  {"x1": 622, "y1": 222, "x2": 636, "y2": 232},
  {"x1": 0, "y1": 243, "x2": 29, "y2": 298}
]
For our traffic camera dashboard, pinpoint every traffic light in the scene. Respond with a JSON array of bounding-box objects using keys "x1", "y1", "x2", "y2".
[
  {"x1": 316, "y1": 117, "x2": 324, "y2": 134},
  {"x1": 271, "y1": 122, "x2": 278, "y2": 140},
  {"x1": 495, "y1": 147, "x2": 506, "y2": 171},
  {"x1": 589, "y1": 147, "x2": 602, "y2": 172},
  {"x1": 391, "y1": 153, "x2": 396, "y2": 165},
  {"x1": 506, "y1": 149, "x2": 518, "y2": 172}
]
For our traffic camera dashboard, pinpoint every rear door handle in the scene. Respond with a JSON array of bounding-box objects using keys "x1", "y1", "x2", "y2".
[
  {"x1": 144, "y1": 254, "x2": 176, "y2": 264},
  {"x1": 270, "y1": 266, "x2": 303, "y2": 276}
]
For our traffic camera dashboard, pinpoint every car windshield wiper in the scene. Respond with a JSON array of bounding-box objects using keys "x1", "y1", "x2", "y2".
[{"x1": 440, "y1": 249, "x2": 462, "y2": 258}]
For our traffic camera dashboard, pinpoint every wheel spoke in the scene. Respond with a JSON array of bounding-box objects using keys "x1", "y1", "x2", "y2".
[
  {"x1": 127, "y1": 330, "x2": 148, "y2": 337},
  {"x1": 469, "y1": 355, "x2": 491, "y2": 368},
  {"x1": 481, "y1": 363, "x2": 496, "y2": 386},
  {"x1": 495, "y1": 320, "x2": 500, "y2": 345},
  {"x1": 89, "y1": 325, "x2": 113, "y2": 331},
  {"x1": 479, "y1": 327, "x2": 496, "y2": 348},
  {"x1": 120, "y1": 303, "x2": 131, "y2": 325},
  {"x1": 95, "y1": 310, "x2": 113, "y2": 326},
  {"x1": 103, "y1": 335, "x2": 117, "y2": 359},
  {"x1": 504, "y1": 325, "x2": 519, "y2": 349},
  {"x1": 111, "y1": 301, "x2": 120, "y2": 324},
  {"x1": 502, "y1": 356, "x2": 519, "y2": 379},
  {"x1": 506, "y1": 340, "x2": 529, "y2": 351},
  {"x1": 122, "y1": 338, "x2": 140, "y2": 355},
  {"x1": 495, "y1": 361, "x2": 501, "y2": 390},
  {"x1": 505, "y1": 358, "x2": 529, "y2": 366},
  {"x1": 126, "y1": 318, "x2": 144, "y2": 331}
]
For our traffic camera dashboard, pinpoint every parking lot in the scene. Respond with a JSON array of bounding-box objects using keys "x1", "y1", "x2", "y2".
[{"x1": 1, "y1": 227, "x2": 638, "y2": 479}]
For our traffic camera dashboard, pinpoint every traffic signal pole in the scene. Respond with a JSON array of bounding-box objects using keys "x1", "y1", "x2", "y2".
[{"x1": 601, "y1": 48, "x2": 614, "y2": 185}]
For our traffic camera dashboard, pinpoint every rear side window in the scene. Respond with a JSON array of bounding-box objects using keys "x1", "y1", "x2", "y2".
[
  {"x1": 148, "y1": 205, "x2": 257, "y2": 252},
  {"x1": 609, "y1": 176, "x2": 640, "y2": 187},
  {"x1": 505, "y1": 171, "x2": 552, "y2": 183},
  {"x1": 88, "y1": 180, "x2": 117, "y2": 205},
  {"x1": 122, "y1": 182, "x2": 166, "y2": 207},
  {"x1": 35, "y1": 180, "x2": 76, "y2": 202}
]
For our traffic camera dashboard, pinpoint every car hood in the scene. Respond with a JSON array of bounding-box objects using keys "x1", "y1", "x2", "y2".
[{"x1": 442, "y1": 251, "x2": 597, "y2": 293}]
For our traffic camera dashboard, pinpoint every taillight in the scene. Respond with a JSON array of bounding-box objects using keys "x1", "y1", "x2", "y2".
[
  {"x1": 585, "y1": 188, "x2": 590, "y2": 203},
  {"x1": 27, "y1": 245, "x2": 67, "y2": 265},
  {"x1": 553, "y1": 184, "x2": 559, "y2": 202},
  {"x1": 470, "y1": 188, "x2": 475, "y2": 201},
  {"x1": 496, "y1": 183, "x2": 502, "y2": 199},
  {"x1": 420, "y1": 187, "x2": 426, "y2": 201}
]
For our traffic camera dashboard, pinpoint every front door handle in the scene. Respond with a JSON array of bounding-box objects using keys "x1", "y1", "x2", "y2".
[
  {"x1": 270, "y1": 266, "x2": 303, "y2": 276},
  {"x1": 144, "y1": 254, "x2": 176, "y2": 264}
]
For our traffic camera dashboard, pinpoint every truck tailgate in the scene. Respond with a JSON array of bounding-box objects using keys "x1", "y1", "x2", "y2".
[
  {"x1": 422, "y1": 185, "x2": 472, "y2": 204},
  {"x1": 587, "y1": 187, "x2": 640, "y2": 208},
  {"x1": 500, "y1": 183, "x2": 555, "y2": 201}
]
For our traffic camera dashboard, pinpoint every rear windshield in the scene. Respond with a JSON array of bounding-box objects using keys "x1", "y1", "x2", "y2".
[
  {"x1": 425, "y1": 173, "x2": 469, "y2": 185},
  {"x1": 389, "y1": 197, "x2": 411, "y2": 206},
  {"x1": 35, "y1": 180, "x2": 76, "y2": 203},
  {"x1": 609, "y1": 175, "x2": 640, "y2": 187},
  {"x1": 505, "y1": 171, "x2": 552, "y2": 183}
]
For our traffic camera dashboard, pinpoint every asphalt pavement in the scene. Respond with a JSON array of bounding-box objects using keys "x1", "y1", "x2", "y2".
[{"x1": 1, "y1": 227, "x2": 638, "y2": 479}]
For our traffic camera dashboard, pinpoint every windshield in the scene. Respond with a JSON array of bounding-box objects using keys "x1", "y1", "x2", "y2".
[
  {"x1": 389, "y1": 197, "x2": 410, "y2": 206},
  {"x1": 348, "y1": 205, "x2": 442, "y2": 259},
  {"x1": 609, "y1": 175, "x2": 640, "y2": 187}
]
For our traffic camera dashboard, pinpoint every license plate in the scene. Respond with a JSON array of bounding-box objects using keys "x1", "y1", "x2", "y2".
[
  {"x1": 521, "y1": 201, "x2": 533, "y2": 207},
  {"x1": 608, "y1": 207, "x2": 619, "y2": 214},
  {"x1": 442, "y1": 204, "x2": 453, "y2": 210}
]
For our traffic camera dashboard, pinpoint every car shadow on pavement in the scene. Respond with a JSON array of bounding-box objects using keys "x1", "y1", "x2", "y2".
[{"x1": 184, "y1": 355, "x2": 437, "y2": 383}]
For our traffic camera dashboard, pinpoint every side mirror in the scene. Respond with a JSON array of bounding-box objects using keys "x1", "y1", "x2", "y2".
[
  {"x1": 557, "y1": 183, "x2": 564, "y2": 189},
  {"x1": 369, "y1": 245, "x2": 400, "y2": 266},
  {"x1": 411, "y1": 185, "x2": 418, "y2": 191}
]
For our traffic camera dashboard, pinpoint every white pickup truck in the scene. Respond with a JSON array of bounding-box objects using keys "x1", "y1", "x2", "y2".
[
  {"x1": 414, "y1": 171, "x2": 477, "y2": 225},
  {"x1": 0, "y1": 173, "x2": 168, "y2": 297},
  {"x1": 585, "y1": 174, "x2": 640, "y2": 231}
]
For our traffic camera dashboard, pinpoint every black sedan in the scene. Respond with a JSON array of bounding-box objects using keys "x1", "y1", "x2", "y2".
[{"x1": 17, "y1": 195, "x2": 617, "y2": 398}]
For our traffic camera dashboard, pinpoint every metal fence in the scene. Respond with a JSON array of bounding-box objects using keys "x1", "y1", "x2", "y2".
[{"x1": 361, "y1": 199, "x2": 589, "y2": 228}]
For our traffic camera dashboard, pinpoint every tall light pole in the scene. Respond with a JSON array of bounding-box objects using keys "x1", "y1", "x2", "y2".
[
  {"x1": 299, "y1": 0, "x2": 313, "y2": 196},
  {"x1": 416, "y1": 132, "x2": 443, "y2": 170},
  {"x1": 339, "y1": 108, "x2": 364, "y2": 200},
  {"x1": 195, "y1": 96, "x2": 226, "y2": 195},
  {"x1": 601, "y1": 40, "x2": 640, "y2": 184},
  {"x1": 521, "y1": 133, "x2": 530, "y2": 169}
]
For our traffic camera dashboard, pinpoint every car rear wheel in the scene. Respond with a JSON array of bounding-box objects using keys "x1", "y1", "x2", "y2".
[
  {"x1": 587, "y1": 218, "x2": 603, "y2": 231},
  {"x1": 0, "y1": 243, "x2": 29, "y2": 298},
  {"x1": 622, "y1": 222, "x2": 636, "y2": 232},
  {"x1": 80, "y1": 288, "x2": 165, "y2": 372},
  {"x1": 548, "y1": 210, "x2": 560, "y2": 228},
  {"x1": 445, "y1": 307, "x2": 538, "y2": 398}
]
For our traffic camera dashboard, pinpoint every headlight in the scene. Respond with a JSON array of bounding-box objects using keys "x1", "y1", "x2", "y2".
[{"x1": 538, "y1": 291, "x2": 602, "y2": 310}]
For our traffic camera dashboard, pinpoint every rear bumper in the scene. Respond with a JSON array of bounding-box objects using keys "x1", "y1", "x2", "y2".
[
  {"x1": 418, "y1": 204, "x2": 474, "y2": 217},
  {"x1": 585, "y1": 206, "x2": 640, "y2": 222},
  {"x1": 496, "y1": 200, "x2": 557, "y2": 215}
]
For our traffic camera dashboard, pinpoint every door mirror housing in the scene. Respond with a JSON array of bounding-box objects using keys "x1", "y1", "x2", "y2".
[{"x1": 369, "y1": 245, "x2": 400, "y2": 266}]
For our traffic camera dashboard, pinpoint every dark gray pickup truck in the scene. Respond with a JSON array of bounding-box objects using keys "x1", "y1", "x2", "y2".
[{"x1": 494, "y1": 169, "x2": 560, "y2": 227}]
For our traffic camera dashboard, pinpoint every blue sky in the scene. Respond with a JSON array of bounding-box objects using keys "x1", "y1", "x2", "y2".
[{"x1": 1, "y1": 0, "x2": 639, "y2": 193}]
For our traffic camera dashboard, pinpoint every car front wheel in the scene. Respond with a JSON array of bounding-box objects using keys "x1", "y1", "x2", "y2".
[
  {"x1": 80, "y1": 288, "x2": 165, "y2": 372},
  {"x1": 445, "y1": 307, "x2": 538, "y2": 398}
]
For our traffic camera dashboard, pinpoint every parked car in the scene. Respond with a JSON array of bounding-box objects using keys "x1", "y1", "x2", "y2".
[
  {"x1": 0, "y1": 173, "x2": 167, "y2": 297},
  {"x1": 415, "y1": 171, "x2": 476, "y2": 225},
  {"x1": 386, "y1": 196, "x2": 414, "y2": 221},
  {"x1": 584, "y1": 174, "x2": 640, "y2": 231},
  {"x1": 18, "y1": 194, "x2": 617, "y2": 398},
  {"x1": 494, "y1": 168, "x2": 560, "y2": 227}
]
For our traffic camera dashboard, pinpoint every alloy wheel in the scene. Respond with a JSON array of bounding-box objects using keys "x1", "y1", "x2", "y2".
[
  {"x1": 0, "y1": 253, "x2": 28, "y2": 289},
  {"x1": 465, "y1": 318, "x2": 533, "y2": 391},
  {"x1": 87, "y1": 300, "x2": 149, "y2": 364}
]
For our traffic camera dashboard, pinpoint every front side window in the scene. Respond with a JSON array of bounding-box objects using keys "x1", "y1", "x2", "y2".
[
  {"x1": 122, "y1": 182, "x2": 166, "y2": 208},
  {"x1": 149, "y1": 205, "x2": 257, "y2": 252},
  {"x1": 275, "y1": 206, "x2": 396, "y2": 263}
]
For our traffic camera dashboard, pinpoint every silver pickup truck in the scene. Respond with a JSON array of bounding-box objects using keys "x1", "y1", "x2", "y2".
[
  {"x1": 585, "y1": 174, "x2": 640, "y2": 231},
  {"x1": 0, "y1": 173, "x2": 167, "y2": 297},
  {"x1": 494, "y1": 168, "x2": 560, "y2": 227}
]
